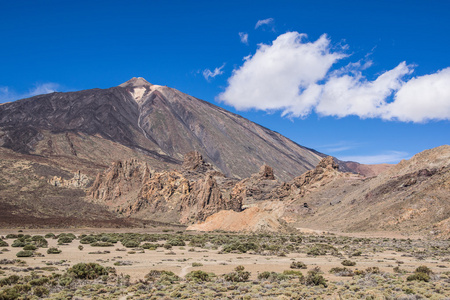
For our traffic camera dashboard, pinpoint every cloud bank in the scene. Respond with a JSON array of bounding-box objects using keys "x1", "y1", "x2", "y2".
[
  {"x1": 0, "y1": 83, "x2": 60, "y2": 103},
  {"x1": 218, "y1": 32, "x2": 450, "y2": 123}
]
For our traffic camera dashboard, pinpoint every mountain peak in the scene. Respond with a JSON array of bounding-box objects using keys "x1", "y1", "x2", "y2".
[{"x1": 119, "y1": 77, "x2": 153, "y2": 88}]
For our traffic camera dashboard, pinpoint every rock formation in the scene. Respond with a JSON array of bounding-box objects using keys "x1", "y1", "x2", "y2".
[{"x1": 88, "y1": 151, "x2": 241, "y2": 224}]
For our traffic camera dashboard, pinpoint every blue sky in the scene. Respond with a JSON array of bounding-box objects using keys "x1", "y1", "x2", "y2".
[{"x1": 1, "y1": 0, "x2": 449, "y2": 164}]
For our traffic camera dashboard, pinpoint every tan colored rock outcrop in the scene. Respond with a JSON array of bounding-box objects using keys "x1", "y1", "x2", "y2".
[{"x1": 88, "y1": 152, "x2": 241, "y2": 224}]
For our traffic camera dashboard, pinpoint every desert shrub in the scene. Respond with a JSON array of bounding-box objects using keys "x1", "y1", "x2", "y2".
[
  {"x1": 0, "y1": 240, "x2": 8, "y2": 247},
  {"x1": 90, "y1": 241, "x2": 113, "y2": 247},
  {"x1": 191, "y1": 262, "x2": 203, "y2": 267},
  {"x1": 12, "y1": 283, "x2": 31, "y2": 293},
  {"x1": 415, "y1": 265, "x2": 432, "y2": 275},
  {"x1": 305, "y1": 267, "x2": 327, "y2": 287},
  {"x1": 0, "y1": 287, "x2": 20, "y2": 299},
  {"x1": 142, "y1": 243, "x2": 159, "y2": 250},
  {"x1": 58, "y1": 276, "x2": 73, "y2": 287},
  {"x1": 307, "y1": 243, "x2": 338, "y2": 256},
  {"x1": 351, "y1": 250, "x2": 362, "y2": 256},
  {"x1": 341, "y1": 259, "x2": 356, "y2": 266},
  {"x1": 365, "y1": 267, "x2": 380, "y2": 274},
  {"x1": 80, "y1": 236, "x2": 98, "y2": 244},
  {"x1": 224, "y1": 265, "x2": 250, "y2": 282},
  {"x1": 29, "y1": 277, "x2": 49, "y2": 286},
  {"x1": 23, "y1": 244, "x2": 37, "y2": 251},
  {"x1": 78, "y1": 245, "x2": 84, "y2": 251},
  {"x1": 66, "y1": 263, "x2": 110, "y2": 279},
  {"x1": 354, "y1": 269, "x2": 366, "y2": 276},
  {"x1": 407, "y1": 272, "x2": 430, "y2": 282},
  {"x1": 47, "y1": 247, "x2": 62, "y2": 254},
  {"x1": 16, "y1": 250, "x2": 33, "y2": 257},
  {"x1": 5, "y1": 234, "x2": 18, "y2": 239},
  {"x1": 167, "y1": 238, "x2": 185, "y2": 247},
  {"x1": 58, "y1": 233, "x2": 76, "y2": 239},
  {"x1": 57, "y1": 236, "x2": 73, "y2": 244},
  {"x1": 222, "y1": 242, "x2": 258, "y2": 253},
  {"x1": 406, "y1": 265, "x2": 433, "y2": 282},
  {"x1": 44, "y1": 233, "x2": 56, "y2": 239},
  {"x1": 145, "y1": 270, "x2": 180, "y2": 283},
  {"x1": 257, "y1": 271, "x2": 288, "y2": 282},
  {"x1": 290, "y1": 261, "x2": 307, "y2": 269},
  {"x1": 283, "y1": 270, "x2": 304, "y2": 280},
  {"x1": 393, "y1": 266, "x2": 406, "y2": 273},
  {"x1": 123, "y1": 240, "x2": 140, "y2": 248},
  {"x1": 329, "y1": 267, "x2": 354, "y2": 276},
  {"x1": 163, "y1": 243, "x2": 172, "y2": 250},
  {"x1": 185, "y1": 270, "x2": 213, "y2": 282},
  {"x1": 11, "y1": 240, "x2": 26, "y2": 248},
  {"x1": 0, "y1": 275, "x2": 20, "y2": 286},
  {"x1": 33, "y1": 286, "x2": 49, "y2": 297}
]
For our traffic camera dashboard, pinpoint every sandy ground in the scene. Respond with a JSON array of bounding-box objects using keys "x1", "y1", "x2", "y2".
[{"x1": 1, "y1": 229, "x2": 448, "y2": 283}]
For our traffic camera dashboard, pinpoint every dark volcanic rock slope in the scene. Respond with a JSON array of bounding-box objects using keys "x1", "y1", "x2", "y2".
[{"x1": 0, "y1": 77, "x2": 322, "y2": 180}]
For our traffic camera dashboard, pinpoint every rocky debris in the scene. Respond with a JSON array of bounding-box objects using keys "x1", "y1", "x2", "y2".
[
  {"x1": 182, "y1": 151, "x2": 212, "y2": 173},
  {"x1": 186, "y1": 207, "x2": 283, "y2": 232},
  {"x1": 49, "y1": 170, "x2": 90, "y2": 188},
  {"x1": 291, "y1": 156, "x2": 341, "y2": 193},
  {"x1": 230, "y1": 165, "x2": 282, "y2": 205},
  {"x1": 257, "y1": 165, "x2": 275, "y2": 180},
  {"x1": 365, "y1": 168, "x2": 438, "y2": 202}
]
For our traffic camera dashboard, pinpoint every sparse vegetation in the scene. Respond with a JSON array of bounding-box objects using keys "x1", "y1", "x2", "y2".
[{"x1": 0, "y1": 230, "x2": 448, "y2": 299}]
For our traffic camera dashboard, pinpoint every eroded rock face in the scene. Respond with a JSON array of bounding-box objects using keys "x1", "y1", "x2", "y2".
[
  {"x1": 180, "y1": 172, "x2": 241, "y2": 223},
  {"x1": 258, "y1": 165, "x2": 275, "y2": 180},
  {"x1": 182, "y1": 151, "x2": 212, "y2": 173},
  {"x1": 89, "y1": 159, "x2": 151, "y2": 208},
  {"x1": 88, "y1": 153, "x2": 241, "y2": 224},
  {"x1": 292, "y1": 156, "x2": 341, "y2": 192}
]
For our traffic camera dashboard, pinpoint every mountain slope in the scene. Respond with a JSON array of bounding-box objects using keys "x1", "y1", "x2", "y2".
[{"x1": 0, "y1": 77, "x2": 322, "y2": 181}]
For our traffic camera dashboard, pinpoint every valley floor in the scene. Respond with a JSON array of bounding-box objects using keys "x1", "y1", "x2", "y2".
[{"x1": 0, "y1": 228, "x2": 449, "y2": 299}]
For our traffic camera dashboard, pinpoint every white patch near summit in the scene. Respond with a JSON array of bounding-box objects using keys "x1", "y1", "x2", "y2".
[{"x1": 131, "y1": 87, "x2": 147, "y2": 102}]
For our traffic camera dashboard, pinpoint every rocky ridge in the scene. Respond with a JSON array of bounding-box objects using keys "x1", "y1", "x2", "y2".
[{"x1": 89, "y1": 151, "x2": 242, "y2": 224}]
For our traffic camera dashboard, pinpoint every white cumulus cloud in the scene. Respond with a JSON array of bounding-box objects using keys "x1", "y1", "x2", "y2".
[
  {"x1": 239, "y1": 32, "x2": 249, "y2": 45},
  {"x1": 315, "y1": 62, "x2": 413, "y2": 118},
  {"x1": 217, "y1": 31, "x2": 450, "y2": 123},
  {"x1": 384, "y1": 67, "x2": 450, "y2": 122},
  {"x1": 217, "y1": 32, "x2": 345, "y2": 117},
  {"x1": 202, "y1": 64, "x2": 226, "y2": 81},
  {"x1": 255, "y1": 18, "x2": 274, "y2": 29}
]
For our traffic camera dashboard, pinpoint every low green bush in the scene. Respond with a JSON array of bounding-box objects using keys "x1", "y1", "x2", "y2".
[
  {"x1": 23, "y1": 244, "x2": 37, "y2": 251},
  {"x1": 185, "y1": 270, "x2": 213, "y2": 282},
  {"x1": 224, "y1": 265, "x2": 250, "y2": 282},
  {"x1": 66, "y1": 263, "x2": 110, "y2": 279},
  {"x1": 16, "y1": 250, "x2": 33, "y2": 257},
  {"x1": 290, "y1": 261, "x2": 307, "y2": 269},
  {"x1": 305, "y1": 267, "x2": 327, "y2": 287},
  {"x1": 47, "y1": 247, "x2": 62, "y2": 254},
  {"x1": 341, "y1": 259, "x2": 356, "y2": 266}
]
